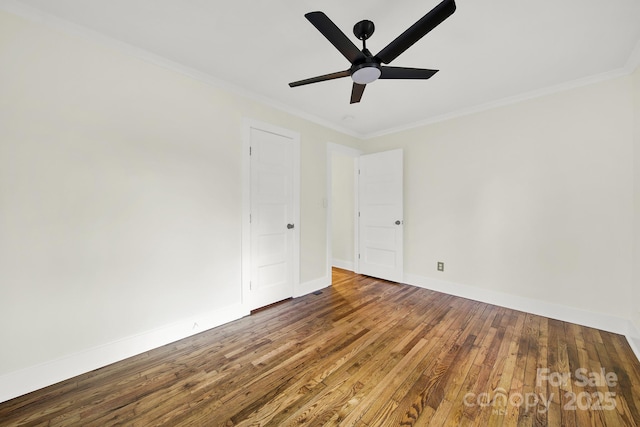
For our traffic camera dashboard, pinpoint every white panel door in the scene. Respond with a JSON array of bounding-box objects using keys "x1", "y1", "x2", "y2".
[
  {"x1": 358, "y1": 149, "x2": 403, "y2": 283},
  {"x1": 249, "y1": 127, "x2": 297, "y2": 310}
]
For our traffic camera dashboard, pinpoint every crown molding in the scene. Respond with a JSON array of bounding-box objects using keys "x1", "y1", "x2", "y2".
[
  {"x1": 0, "y1": 0, "x2": 364, "y2": 140},
  {"x1": 362, "y1": 66, "x2": 633, "y2": 139},
  {"x1": 361, "y1": 35, "x2": 640, "y2": 139},
  {"x1": 1, "y1": 0, "x2": 638, "y2": 141}
]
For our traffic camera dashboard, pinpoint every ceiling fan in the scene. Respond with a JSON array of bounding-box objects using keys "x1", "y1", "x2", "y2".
[{"x1": 289, "y1": 0, "x2": 456, "y2": 104}]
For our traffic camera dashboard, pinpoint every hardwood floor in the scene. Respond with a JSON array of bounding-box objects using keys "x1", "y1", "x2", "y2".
[{"x1": 2, "y1": 268, "x2": 640, "y2": 426}]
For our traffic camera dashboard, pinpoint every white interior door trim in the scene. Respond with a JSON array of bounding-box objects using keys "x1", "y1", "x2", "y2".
[
  {"x1": 242, "y1": 118, "x2": 300, "y2": 310},
  {"x1": 326, "y1": 142, "x2": 362, "y2": 277}
]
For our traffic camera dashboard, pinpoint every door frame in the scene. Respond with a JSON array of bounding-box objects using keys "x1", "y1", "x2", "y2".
[
  {"x1": 326, "y1": 142, "x2": 362, "y2": 277},
  {"x1": 242, "y1": 118, "x2": 300, "y2": 310}
]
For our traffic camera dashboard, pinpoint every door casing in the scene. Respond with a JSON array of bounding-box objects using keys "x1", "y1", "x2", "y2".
[{"x1": 326, "y1": 143, "x2": 362, "y2": 277}]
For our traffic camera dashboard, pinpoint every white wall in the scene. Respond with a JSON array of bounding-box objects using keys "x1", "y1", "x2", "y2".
[
  {"x1": 364, "y1": 76, "x2": 635, "y2": 323},
  {"x1": 633, "y1": 66, "x2": 640, "y2": 337},
  {"x1": 2, "y1": 4, "x2": 639, "y2": 404},
  {"x1": 0, "y1": 9, "x2": 359, "y2": 400},
  {"x1": 331, "y1": 152, "x2": 355, "y2": 269}
]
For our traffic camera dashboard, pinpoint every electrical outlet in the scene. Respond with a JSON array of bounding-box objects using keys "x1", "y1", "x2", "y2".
[{"x1": 437, "y1": 262, "x2": 444, "y2": 272}]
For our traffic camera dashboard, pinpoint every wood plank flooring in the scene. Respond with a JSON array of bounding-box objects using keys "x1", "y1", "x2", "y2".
[{"x1": 2, "y1": 268, "x2": 640, "y2": 426}]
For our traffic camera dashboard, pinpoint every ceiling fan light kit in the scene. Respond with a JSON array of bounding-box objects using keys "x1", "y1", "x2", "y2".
[
  {"x1": 351, "y1": 63, "x2": 381, "y2": 85},
  {"x1": 289, "y1": 0, "x2": 457, "y2": 104}
]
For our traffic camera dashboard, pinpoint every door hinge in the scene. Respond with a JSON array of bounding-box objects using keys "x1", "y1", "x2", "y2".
[
  {"x1": 249, "y1": 146, "x2": 252, "y2": 156},
  {"x1": 249, "y1": 214, "x2": 252, "y2": 223},
  {"x1": 358, "y1": 254, "x2": 361, "y2": 259},
  {"x1": 249, "y1": 281, "x2": 252, "y2": 290}
]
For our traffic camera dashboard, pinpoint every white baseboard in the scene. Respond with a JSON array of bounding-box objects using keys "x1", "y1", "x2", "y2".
[
  {"x1": 295, "y1": 275, "x2": 331, "y2": 298},
  {"x1": 3, "y1": 275, "x2": 637, "y2": 405},
  {"x1": 1, "y1": 277, "x2": 333, "y2": 404},
  {"x1": 0, "y1": 304, "x2": 248, "y2": 404},
  {"x1": 629, "y1": 337, "x2": 640, "y2": 362},
  {"x1": 404, "y1": 273, "x2": 640, "y2": 363},
  {"x1": 332, "y1": 259, "x2": 354, "y2": 271},
  {"x1": 626, "y1": 322, "x2": 640, "y2": 363}
]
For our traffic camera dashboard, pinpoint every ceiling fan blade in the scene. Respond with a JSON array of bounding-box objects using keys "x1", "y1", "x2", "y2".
[
  {"x1": 289, "y1": 70, "x2": 351, "y2": 87},
  {"x1": 379, "y1": 66, "x2": 439, "y2": 79},
  {"x1": 375, "y1": 0, "x2": 456, "y2": 64},
  {"x1": 350, "y1": 83, "x2": 366, "y2": 104},
  {"x1": 305, "y1": 12, "x2": 365, "y2": 64}
]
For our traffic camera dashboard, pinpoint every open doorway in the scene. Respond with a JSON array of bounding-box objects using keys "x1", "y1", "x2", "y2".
[
  {"x1": 326, "y1": 144, "x2": 405, "y2": 283},
  {"x1": 326, "y1": 143, "x2": 361, "y2": 275}
]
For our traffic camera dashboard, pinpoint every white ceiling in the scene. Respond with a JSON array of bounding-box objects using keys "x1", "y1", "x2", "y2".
[{"x1": 5, "y1": 0, "x2": 640, "y2": 137}]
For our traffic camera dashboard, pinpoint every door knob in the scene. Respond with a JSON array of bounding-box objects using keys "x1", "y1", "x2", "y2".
[
  {"x1": 395, "y1": 220, "x2": 402, "y2": 225},
  {"x1": 287, "y1": 223, "x2": 295, "y2": 229}
]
